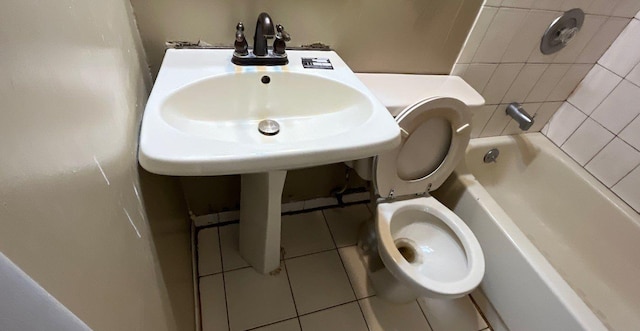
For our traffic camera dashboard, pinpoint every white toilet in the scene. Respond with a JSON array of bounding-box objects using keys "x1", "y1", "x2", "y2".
[{"x1": 353, "y1": 75, "x2": 485, "y2": 303}]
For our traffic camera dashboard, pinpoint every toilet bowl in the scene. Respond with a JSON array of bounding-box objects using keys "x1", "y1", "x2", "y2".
[
  {"x1": 357, "y1": 96, "x2": 485, "y2": 303},
  {"x1": 375, "y1": 197, "x2": 484, "y2": 300}
]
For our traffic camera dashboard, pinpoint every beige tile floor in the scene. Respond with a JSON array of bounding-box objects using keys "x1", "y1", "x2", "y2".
[{"x1": 198, "y1": 203, "x2": 492, "y2": 331}]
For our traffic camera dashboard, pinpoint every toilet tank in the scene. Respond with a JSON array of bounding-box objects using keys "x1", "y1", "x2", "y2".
[{"x1": 346, "y1": 74, "x2": 485, "y2": 181}]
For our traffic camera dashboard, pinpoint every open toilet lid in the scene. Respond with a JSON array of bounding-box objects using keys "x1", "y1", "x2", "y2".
[{"x1": 374, "y1": 97, "x2": 471, "y2": 198}]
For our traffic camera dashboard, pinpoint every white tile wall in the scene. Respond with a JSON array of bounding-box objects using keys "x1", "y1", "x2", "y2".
[
  {"x1": 567, "y1": 64, "x2": 622, "y2": 115},
  {"x1": 585, "y1": 138, "x2": 640, "y2": 187},
  {"x1": 561, "y1": 118, "x2": 613, "y2": 165},
  {"x1": 544, "y1": 12, "x2": 640, "y2": 213},
  {"x1": 598, "y1": 19, "x2": 640, "y2": 76},
  {"x1": 455, "y1": 1, "x2": 635, "y2": 138}
]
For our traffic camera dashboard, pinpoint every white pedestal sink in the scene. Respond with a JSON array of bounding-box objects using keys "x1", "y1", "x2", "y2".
[
  {"x1": 239, "y1": 171, "x2": 287, "y2": 273},
  {"x1": 139, "y1": 49, "x2": 400, "y2": 273}
]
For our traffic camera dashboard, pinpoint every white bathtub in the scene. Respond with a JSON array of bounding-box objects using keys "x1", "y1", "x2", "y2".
[{"x1": 435, "y1": 133, "x2": 640, "y2": 331}]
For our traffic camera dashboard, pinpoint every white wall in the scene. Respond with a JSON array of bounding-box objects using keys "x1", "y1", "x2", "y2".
[
  {"x1": 453, "y1": 0, "x2": 640, "y2": 138},
  {"x1": 0, "y1": 1, "x2": 193, "y2": 330},
  {"x1": 129, "y1": 0, "x2": 483, "y2": 77},
  {"x1": 543, "y1": 11, "x2": 640, "y2": 214}
]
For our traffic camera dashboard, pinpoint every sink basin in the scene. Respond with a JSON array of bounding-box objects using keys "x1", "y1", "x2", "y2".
[
  {"x1": 161, "y1": 71, "x2": 373, "y2": 143},
  {"x1": 139, "y1": 49, "x2": 400, "y2": 176}
]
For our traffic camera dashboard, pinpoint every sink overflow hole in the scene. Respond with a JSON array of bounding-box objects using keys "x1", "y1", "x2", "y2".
[
  {"x1": 258, "y1": 119, "x2": 280, "y2": 136},
  {"x1": 261, "y1": 75, "x2": 271, "y2": 84}
]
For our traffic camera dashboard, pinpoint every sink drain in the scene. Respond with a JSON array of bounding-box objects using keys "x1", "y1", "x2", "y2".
[{"x1": 258, "y1": 119, "x2": 280, "y2": 136}]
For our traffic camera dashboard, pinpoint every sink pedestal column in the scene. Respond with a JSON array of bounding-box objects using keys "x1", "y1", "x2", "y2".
[{"x1": 239, "y1": 170, "x2": 287, "y2": 274}]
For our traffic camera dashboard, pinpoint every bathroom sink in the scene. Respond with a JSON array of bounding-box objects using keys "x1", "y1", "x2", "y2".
[{"x1": 139, "y1": 49, "x2": 400, "y2": 176}]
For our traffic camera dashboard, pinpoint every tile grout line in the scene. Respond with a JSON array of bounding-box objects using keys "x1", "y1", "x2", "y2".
[
  {"x1": 281, "y1": 259, "x2": 303, "y2": 331},
  {"x1": 616, "y1": 113, "x2": 640, "y2": 144},
  {"x1": 582, "y1": 135, "x2": 615, "y2": 168},
  {"x1": 199, "y1": 271, "x2": 223, "y2": 278},
  {"x1": 478, "y1": 105, "x2": 500, "y2": 138},
  {"x1": 320, "y1": 209, "x2": 372, "y2": 331},
  {"x1": 465, "y1": 6, "x2": 500, "y2": 65},
  {"x1": 218, "y1": 245, "x2": 350, "y2": 276},
  {"x1": 193, "y1": 225, "x2": 203, "y2": 331},
  {"x1": 216, "y1": 228, "x2": 231, "y2": 331},
  {"x1": 284, "y1": 247, "x2": 338, "y2": 261},
  {"x1": 415, "y1": 299, "x2": 435, "y2": 331},
  {"x1": 246, "y1": 296, "x2": 381, "y2": 330},
  {"x1": 557, "y1": 112, "x2": 589, "y2": 148},
  {"x1": 497, "y1": 8, "x2": 534, "y2": 64},
  {"x1": 611, "y1": 163, "x2": 640, "y2": 188},
  {"x1": 485, "y1": 3, "x2": 638, "y2": 20},
  {"x1": 560, "y1": 73, "x2": 635, "y2": 165},
  {"x1": 469, "y1": 294, "x2": 493, "y2": 331},
  {"x1": 244, "y1": 317, "x2": 299, "y2": 331},
  {"x1": 297, "y1": 298, "x2": 364, "y2": 318}
]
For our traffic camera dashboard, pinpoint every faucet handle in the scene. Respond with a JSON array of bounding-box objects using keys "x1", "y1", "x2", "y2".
[
  {"x1": 234, "y1": 22, "x2": 249, "y2": 56},
  {"x1": 276, "y1": 24, "x2": 291, "y2": 42},
  {"x1": 273, "y1": 24, "x2": 290, "y2": 56}
]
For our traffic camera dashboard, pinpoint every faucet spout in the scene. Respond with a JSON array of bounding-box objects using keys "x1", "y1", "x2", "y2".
[
  {"x1": 253, "y1": 12, "x2": 276, "y2": 56},
  {"x1": 506, "y1": 102, "x2": 534, "y2": 131}
]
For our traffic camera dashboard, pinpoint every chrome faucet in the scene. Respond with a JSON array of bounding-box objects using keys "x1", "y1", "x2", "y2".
[
  {"x1": 506, "y1": 102, "x2": 534, "y2": 131},
  {"x1": 253, "y1": 12, "x2": 276, "y2": 56},
  {"x1": 232, "y1": 12, "x2": 290, "y2": 66}
]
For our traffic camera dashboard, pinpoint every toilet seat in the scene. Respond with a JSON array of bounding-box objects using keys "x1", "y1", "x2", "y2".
[
  {"x1": 374, "y1": 97, "x2": 471, "y2": 198},
  {"x1": 376, "y1": 197, "x2": 485, "y2": 298}
]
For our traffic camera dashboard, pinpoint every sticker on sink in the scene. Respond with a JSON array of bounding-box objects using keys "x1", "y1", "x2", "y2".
[{"x1": 301, "y1": 58, "x2": 333, "y2": 69}]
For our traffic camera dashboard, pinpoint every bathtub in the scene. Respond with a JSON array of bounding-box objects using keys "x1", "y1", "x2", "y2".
[{"x1": 435, "y1": 133, "x2": 640, "y2": 331}]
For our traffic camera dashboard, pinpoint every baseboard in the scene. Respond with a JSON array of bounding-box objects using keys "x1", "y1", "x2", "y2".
[{"x1": 191, "y1": 191, "x2": 371, "y2": 228}]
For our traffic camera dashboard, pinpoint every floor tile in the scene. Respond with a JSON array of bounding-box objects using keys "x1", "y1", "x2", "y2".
[
  {"x1": 200, "y1": 274, "x2": 228, "y2": 331},
  {"x1": 281, "y1": 211, "x2": 335, "y2": 259},
  {"x1": 299, "y1": 302, "x2": 368, "y2": 331},
  {"x1": 252, "y1": 318, "x2": 301, "y2": 331},
  {"x1": 338, "y1": 246, "x2": 376, "y2": 299},
  {"x1": 359, "y1": 296, "x2": 433, "y2": 331},
  {"x1": 286, "y1": 250, "x2": 356, "y2": 315},
  {"x1": 417, "y1": 296, "x2": 488, "y2": 331},
  {"x1": 198, "y1": 228, "x2": 222, "y2": 276},
  {"x1": 471, "y1": 290, "x2": 507, "y2": 331},
  {"x1": 323, "y1": 205, "x2": 372, "y2": 248},
  {"x1": 219, "y1": 224, "x2": 250, "y2": 271},
  {"x1": 225, "y1": 264, "x2": 297, "y2": 331}
]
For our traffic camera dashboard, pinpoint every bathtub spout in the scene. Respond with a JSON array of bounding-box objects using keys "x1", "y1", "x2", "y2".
[{"x1": 506, "y1": 102, "x2": 534, "y2": 131}]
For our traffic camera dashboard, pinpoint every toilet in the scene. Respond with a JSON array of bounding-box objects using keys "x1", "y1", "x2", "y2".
[{"x1": 353, "y1": 75, "x2": 485, "y2": 303}]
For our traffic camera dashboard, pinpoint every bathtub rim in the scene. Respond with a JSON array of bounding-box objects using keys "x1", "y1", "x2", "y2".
[{"x1": 466, "y1": 133, "x2": 639, "y2": 226}]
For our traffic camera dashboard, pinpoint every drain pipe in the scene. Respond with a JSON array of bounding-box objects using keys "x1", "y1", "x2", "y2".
[{"x1": 331, "y1": 167, "x2": 351, "y2": 206}]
